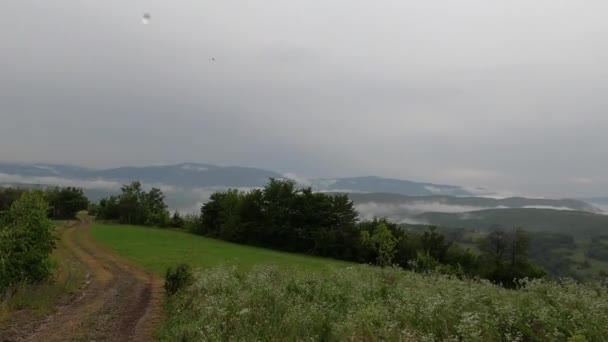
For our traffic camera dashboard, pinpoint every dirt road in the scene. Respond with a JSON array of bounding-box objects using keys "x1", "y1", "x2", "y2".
[{"x1": 0, "y1": 219, "x2": 163, "y2": 341}]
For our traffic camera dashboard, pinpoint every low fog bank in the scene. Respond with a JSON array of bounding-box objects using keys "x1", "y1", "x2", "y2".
[{"x1": 354, "y1": 201, "x2": 595, "y2": 224}]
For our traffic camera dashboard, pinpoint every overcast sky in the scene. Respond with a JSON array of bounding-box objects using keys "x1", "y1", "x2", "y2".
[{"x1": 2, "y1": 0, "x2": 608, "y2": 197}]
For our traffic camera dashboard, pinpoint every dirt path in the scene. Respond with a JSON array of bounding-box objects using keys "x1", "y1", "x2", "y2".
[{"x1": 0, "y1": 219, "x2": 163, "y2": 342}]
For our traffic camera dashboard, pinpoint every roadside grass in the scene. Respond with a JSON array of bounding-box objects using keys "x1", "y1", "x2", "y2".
[
  {"x1": 90, "y1": 223, "x2": 352, "y2": 275},
  {"x1": 0, "y1": 221, "x2": 86, "y2": 323}
]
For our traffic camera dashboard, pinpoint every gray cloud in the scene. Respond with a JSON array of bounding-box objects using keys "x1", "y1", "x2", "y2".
[{"x1": 2, "y1": 0, "x2": 608, "y2": 197}]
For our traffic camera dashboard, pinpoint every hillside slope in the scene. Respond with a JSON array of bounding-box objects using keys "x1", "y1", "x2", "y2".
[{"x1": 416, "y1": 208, "x2": 608, "y2": 237}]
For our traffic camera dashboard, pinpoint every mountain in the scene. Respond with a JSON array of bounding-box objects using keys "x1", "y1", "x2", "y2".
[
  {"x1": 0, "y1": 162, "x2": 281, "y2": 189},
  {"x1": 309, "y1": 176, "x2": 473, "y2": 196},
  {"x1": 0, "y1": 162, "x2": 473, "y2": 196},
  {"x1": 415, "y1": 208, "x2": 608, "y2": 238}
]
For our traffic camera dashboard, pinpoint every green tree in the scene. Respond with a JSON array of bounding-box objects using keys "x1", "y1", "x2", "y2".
[
  {"x1": 421, "y1": 226, "x2": 452, "y2": 263},
  {"x1": 46, "y1": 187, "x2": 89, "y2": 219},
  {"x1": 95, "y1": 181, "x2": 170, "y2": 227},
  {"x1": 361, "y1": 222, "x2": 399, "y2": 266},
  {"x1": 479, "y1": 227, "x2": 545, "y2": 287},
  {"x1": 170, "y1": 211, "x2": 185, "y2": 228}
]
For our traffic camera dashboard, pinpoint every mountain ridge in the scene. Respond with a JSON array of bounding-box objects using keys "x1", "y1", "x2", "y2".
[{"x1": 0, "y1": 161, "x2": 473, "y2": 196}]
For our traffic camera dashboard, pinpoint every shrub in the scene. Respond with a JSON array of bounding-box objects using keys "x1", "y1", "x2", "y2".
[
  {"x1": 164, "y1": 263, "x2": 194, "y2": 296},
  {"x1": 0, "y1": 191, "x2": 55, "y2": 291}
]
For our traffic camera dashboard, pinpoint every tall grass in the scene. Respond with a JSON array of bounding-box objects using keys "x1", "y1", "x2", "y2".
[{"x1": 160, "y1": 266, "x2": 608, "y2": 341}]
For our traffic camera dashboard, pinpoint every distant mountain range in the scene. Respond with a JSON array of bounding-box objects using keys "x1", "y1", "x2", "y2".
[
  {"x1": 0, "y1": 162, "x2": 603, "y2": 224},
  {"x1": 0, "y1": 162, "x2": 475, "y2": 196}
]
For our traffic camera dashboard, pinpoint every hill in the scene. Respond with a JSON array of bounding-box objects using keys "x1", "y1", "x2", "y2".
[
  {"x1": 416, "y1": 208, "x2": 608, "y2": 238},
  {"x1": 348, "y1": 193, "x2": 601, "y2": 222},
  {"x1": 309, "y1": 176, "x2": 472, "y2": 196},
  {"x1": 348, "y1": 193, "x2": 599, "y2": 211}
]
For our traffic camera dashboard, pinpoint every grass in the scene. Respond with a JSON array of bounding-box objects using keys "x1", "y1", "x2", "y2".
[
  {"x1": 90, "y1": 223, "x2": 351, "y2": 275},
  {"x1": 90, "y1": 223, "x2": 608, "y2": 340},
  {"x1": 0, "y1": 221, "x2": 86, "y2": 323},
  {"x1": 160, "y1": 265, "x2": 608, "y2": 341}
]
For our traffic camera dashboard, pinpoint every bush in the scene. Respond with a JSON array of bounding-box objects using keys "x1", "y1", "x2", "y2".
[
  {"x1": 0, "y1": 191, "x2": 55, "y2": 291},
  {"x1": 164, "y1": 263, "x2": 194, "y2": 296}
]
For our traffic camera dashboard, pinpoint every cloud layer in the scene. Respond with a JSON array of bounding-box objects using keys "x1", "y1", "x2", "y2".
[{"x1": 2, "y1": 1, "x2": 608, "y2": 197}]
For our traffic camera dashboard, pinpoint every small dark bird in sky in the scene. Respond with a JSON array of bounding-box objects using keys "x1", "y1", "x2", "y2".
[{"x1": 142, "y1": 13, "x2": 151, "y2": 24}]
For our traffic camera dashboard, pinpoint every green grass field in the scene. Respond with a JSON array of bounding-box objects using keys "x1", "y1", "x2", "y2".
[{"x1": 91, "y1": 223, "x2": 351, "y2": 275}]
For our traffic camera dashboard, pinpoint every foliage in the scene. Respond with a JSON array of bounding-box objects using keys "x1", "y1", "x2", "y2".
[
  {"x1": 1, "y1": 222, "x2": 86, "y2": 321},
  {"x1": 0, "y1": 188, "x2": 27, "y2": 212},
  {"x1": 587, "y1": 237, "x2": 608, "y2": 262},
  {"x1": 0, "y1": 186, "x2": 88, "y2": 220},
  {"x1": 195, "y1": 179, "x2": 360, "y2": 260},
  {"x1": 421, "y1": 225, "x2": 452, "y2": 263},
  {"x1": 194, "y1": 180, "x2": 544, "y2": 284},
  {"x1": 360, "y1": 222, "x2": 398, "y2": 266},
  {"x1": 164, "y1": 263, "x2": 194, "y2": 296},
  {"x1": 169, "y1": 211, "x2": 185, "y2": 229},
  {"x1": 181, "y1": 213, "x2": 199, "y2": 232},
  {"x1": 95, "y1": 181, "x2": 170, "y2": 227},
  {"x1": 478, "y1": 227, "x2": 545, "y2": 287},
  {"x1": 0, "y1": 191, "x2": 55, "y2": 291},
  {"x1": 45, "y1": 187, "x2": 89, "y2": 219},
  {"x1": 160, "y1": 265, "x2": 608, "y2": 341}
]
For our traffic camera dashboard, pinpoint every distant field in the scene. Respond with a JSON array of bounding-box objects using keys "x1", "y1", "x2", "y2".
[{"x1": 90, "y1": 223, "x2": 351, "y2": 275}]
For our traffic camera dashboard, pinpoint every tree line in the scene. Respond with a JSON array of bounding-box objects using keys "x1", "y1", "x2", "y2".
[
  {"x1": 0, "y1": 187, "x2": 89, "y2": 220},
  {"x1": 192, "y1": 179, "x2": 545, "y2": 287},
  {"x1": 91, "y1": 179, "x2": 545, "y2": 286},
  {"x1": 92, "y1": 181, "x2": 171, "y2": 226}
]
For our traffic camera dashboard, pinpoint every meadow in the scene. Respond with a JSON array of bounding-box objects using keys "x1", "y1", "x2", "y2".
[
  {"x1": 92, "y1": 223, "x2": 608, "y2": 341},
  {"x1": 160, "y1": 266, "x2": 608, "y2": 341},
  {"x1": 90, "y1": 223, "x2": 351, "y2": 274}
]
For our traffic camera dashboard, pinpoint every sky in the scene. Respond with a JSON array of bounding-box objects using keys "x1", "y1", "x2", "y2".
[{"x1": 1, "y1": 0, "x2": 608, "y2": 197}]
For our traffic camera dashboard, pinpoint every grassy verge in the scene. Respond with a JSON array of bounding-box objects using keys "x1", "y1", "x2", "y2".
[
  {"x1": 0, "y1": 221, "x2": 86, "y2": 323},
  {"x1": 90, "y1": 223, "x2": 351, "y2": 275}
]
